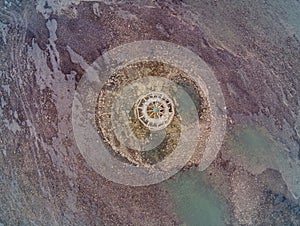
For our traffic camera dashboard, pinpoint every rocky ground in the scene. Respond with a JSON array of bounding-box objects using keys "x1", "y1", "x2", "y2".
[{"x1": 0, "y1": 0, "x2": 300, "y2": 225}]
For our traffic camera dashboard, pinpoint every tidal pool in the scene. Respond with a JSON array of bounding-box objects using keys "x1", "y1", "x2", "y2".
[
  {"x1": 164, "y1": 170, "x2": 229, "y2": 226},
  {"x1": 228, "y1": 125, "x2": 300, "y2": 200}
]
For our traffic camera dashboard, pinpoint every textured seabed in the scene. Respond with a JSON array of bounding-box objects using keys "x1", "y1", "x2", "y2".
[{"x1": 0, "y1": 0, "x2": 300, "y2": 225}]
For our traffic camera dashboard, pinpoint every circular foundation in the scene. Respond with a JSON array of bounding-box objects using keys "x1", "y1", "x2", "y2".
[
  {"x1": 96, "y1": 61, "x2": 208, "y2": 167},
  {"x1": 72, "y1": 40, "x2": 227, "y2": 186},
  {"x1": 135, "y1": 92, "x2": 175, "y2": 131}
]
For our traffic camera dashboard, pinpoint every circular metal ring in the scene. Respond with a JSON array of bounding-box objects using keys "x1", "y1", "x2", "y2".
[{"x1": 135, "y1": 92, "x2": 175, "y2": 131}]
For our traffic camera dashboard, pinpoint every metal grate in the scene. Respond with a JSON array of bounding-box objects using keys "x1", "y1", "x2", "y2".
[{"x1": 135, "y1": 92, "x2": 175, "y2": 131}]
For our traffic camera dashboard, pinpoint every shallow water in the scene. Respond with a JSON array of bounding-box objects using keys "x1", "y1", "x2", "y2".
[
  {"x1": 164, "y1": 170, "x2": 229, "y2": 226},
  {"x1": 228, "y1": 125, "x2": 300, "y2": 200}
]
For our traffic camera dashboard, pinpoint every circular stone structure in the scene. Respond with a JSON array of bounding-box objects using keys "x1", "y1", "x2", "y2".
[
  {"x1": 72, "y1": 40, "x2": 227, "y2": 186},
  {"x1": 135, "y1": 92, "x2": 175, "y2": 131},
  {"x1": 97, "y1": 62, "x2": 200, "y2": 166}
]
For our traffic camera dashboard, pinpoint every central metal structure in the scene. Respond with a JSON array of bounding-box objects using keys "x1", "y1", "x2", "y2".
[{"x1": 135, "y1": 92, "x2": 175, "y2": 131}]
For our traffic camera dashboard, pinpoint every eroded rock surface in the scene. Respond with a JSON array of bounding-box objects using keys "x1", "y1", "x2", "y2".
[{"x1": 1, "y1": 0, "x2": 300, "y2": 225}]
